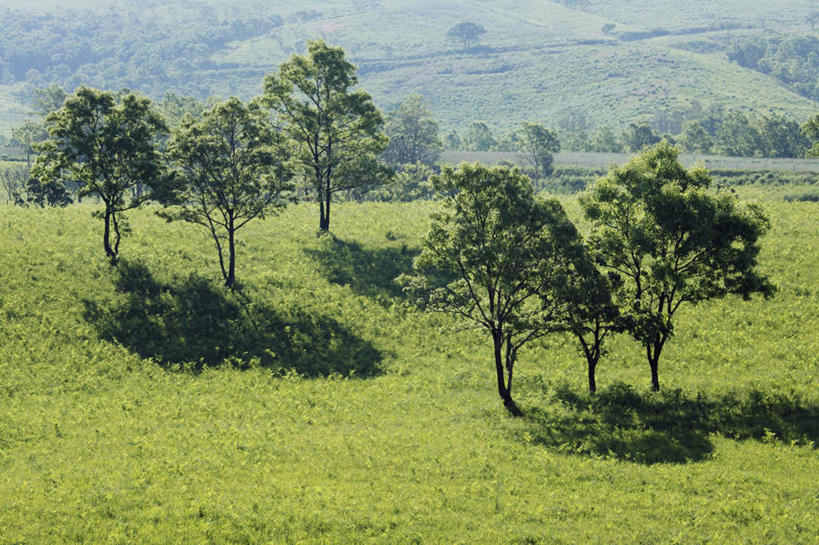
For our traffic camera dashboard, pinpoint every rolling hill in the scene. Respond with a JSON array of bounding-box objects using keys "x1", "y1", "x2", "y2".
[{"x1": 0, "y1": 0, "x2": 817, "y2": 136}]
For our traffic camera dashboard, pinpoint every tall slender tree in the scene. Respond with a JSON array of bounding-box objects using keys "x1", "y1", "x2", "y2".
[
  {"x1": 263, "y1": 40, "x2": 389, "y2": 232},
  {"x1": 160, "y1": 98, "x2": 292, "y2": 289}
]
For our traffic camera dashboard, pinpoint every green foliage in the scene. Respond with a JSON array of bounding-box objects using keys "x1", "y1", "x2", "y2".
[
  {"x1": 619, "y1": 122, "x2": 661, "y2": 152},
  {"x1": 727, "y1": 34, "x2": 819, "y2": 101},
  {"x1": 463, "y1": 121, "x2": 497, "y2": 151},
  {"x1": 383, "y1": 94, "x2": 442, "y2": 167},
  {"x1": 678, "y1": 120, "x2": 713, "y2": 154},
  {"x1": 263, "y1": 40, "x2": 390, "y2": 232},
  {"x1": 160, "y1": 97, "x2": 293, "y2": 288},
  {"x1": 513, "y1": 122, "x2": 561, "y2": 180},
  {"x1": 402, "y1": 162, "x2": 583, "y2": 412},
  {"x1": 33, "y1": 87, "x2": 166, "y2": 261},
  {"x1": 446, "y1": 22, "x2": 487, "y2": 49},
  {"x1": 581, "y1": 142, "x2": 775, "y2": 390}
]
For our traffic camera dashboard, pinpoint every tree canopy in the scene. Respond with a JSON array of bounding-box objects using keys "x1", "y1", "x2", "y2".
[
  {"x1": 383, "y1": 95, "x2": 442, "y2": 167},
  {"x1": 32, "y1": 87, "x2": 166, "y2": 262},
  {"x1": 402, "y1": 162, "x2": 585, "y2": 414},
  {"x1": 263, "y1": 39, "x2": 390, "y2": 232},
  {"x1": 161, "y1": 97, "x2": 292, "y2": 289},
  {"x1": 580, "y1": 141, "x2": 775, "y2": 390}
]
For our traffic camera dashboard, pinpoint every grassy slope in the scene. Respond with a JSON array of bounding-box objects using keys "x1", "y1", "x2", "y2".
[
  {"x1": 0, "y1": 195, "x2": 817, "y2": 543},
  {"x1": 1, "y1": 0, "x2": 818, "y2": 136}
]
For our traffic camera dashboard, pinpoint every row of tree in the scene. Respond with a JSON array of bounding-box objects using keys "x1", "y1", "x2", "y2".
[
  {"x1": 14, "y1": 41, "x2": 390, "y2": 289},
  {"x1": 447, "y1": 111, "x2": 819, "y2": 159},
  {"x1": 402, "y1": 143, "x2": 774, "y2": 414}
]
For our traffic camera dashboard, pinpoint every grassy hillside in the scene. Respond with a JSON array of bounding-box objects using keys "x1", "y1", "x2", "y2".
[
  {"x1": 0, "y1": 194, "x2": 817, "y2": 543},
  {"x1": 0, "y1": 0, "x2": 818, "y2": 137}
]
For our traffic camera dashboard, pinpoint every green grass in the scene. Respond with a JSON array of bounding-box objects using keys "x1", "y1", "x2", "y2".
[{"x1": 0, "y1": 194, "x2": 817, "y2": 543}]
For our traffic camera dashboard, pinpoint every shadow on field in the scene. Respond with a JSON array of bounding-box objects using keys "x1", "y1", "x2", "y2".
[
  {"x1": 304, "y1": 236, "x2": 419, "y2": 302},
  {"x1": 523, "y1": 382, "x2": 818, "y2": 464},
  {"x1": 83, "y1": 261, "x2": 383, "y2": 376}
]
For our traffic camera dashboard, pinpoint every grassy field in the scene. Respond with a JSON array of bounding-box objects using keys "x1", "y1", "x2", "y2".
[{"x1": 0, "y1": 190, "x2": 816, "y2": 543}]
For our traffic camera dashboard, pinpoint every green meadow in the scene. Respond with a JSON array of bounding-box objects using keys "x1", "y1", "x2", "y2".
[{"x1": 0, "y1": 189, "x2": 816, "y2": 543}]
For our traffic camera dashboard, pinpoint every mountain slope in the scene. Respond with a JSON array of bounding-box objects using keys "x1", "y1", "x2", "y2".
[{"x1": 0, "y1": 0, "x2": 816, "y2": 136}]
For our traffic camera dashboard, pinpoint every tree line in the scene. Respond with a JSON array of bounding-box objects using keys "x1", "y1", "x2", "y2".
[
  {"x1": 447, "y1": 110, "x2": 819, "y2": 159},
  {"x1": 0, "y1": 41, "x2": 776, "y2": 415}
]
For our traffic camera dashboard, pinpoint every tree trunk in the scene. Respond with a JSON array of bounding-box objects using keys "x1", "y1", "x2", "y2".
[
  {"x1": 646, "y1": 337, "x2": 664, "y2": 392},
  {"x1": 103, "y1": 206, "x2": 116, "y2": 264},
  {"x1": 588, "y1": 358, "x2": 598, "y2": 394},
  {"x1": 226, "y1": 221, "x2": 236, "y2": 289},
  {"x1": 493, "y1": 332, "x2": 521, "y2": 416}
]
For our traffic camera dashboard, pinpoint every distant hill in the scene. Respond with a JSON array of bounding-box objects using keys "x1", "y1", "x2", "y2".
[{"x1": 0, "y1": 0, "x2": 817, "y2": 136}]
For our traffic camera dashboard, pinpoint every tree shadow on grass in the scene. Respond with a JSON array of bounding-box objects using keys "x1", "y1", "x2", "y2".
[
  {"x1": 304, "y1": 236, "x2": 419, "y2": 302},
  {"x1": 83, "y1": 261, "x2": 383, "y2": 377},
  {"x1": 523, "y1": 382, "x2": 818, "y2": 464}
]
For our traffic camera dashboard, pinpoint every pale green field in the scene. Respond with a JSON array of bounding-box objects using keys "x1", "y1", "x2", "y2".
[{"x1": 0, "y1": 195, "x2": 816, "y2": 543}]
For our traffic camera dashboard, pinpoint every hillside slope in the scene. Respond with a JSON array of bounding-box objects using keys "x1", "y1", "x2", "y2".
[{"x1": 0, "y1": 0, "x2": 817, "y2": 135}]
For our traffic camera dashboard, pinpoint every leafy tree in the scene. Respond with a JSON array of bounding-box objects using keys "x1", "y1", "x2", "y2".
[
  {"x1": 383, "y1": 94, "x2": 443, "y2": 166},
  {"x1": 402, "y1": 163, "x2": 584, "y2": 414},
  {"x1": 716, "y1": 111, "x2": 761, "y2": 157},
  {"x1": 588, "y1": 126, "x2": 623, "y2": 152},
  {"x1": 580, "y1": 142, "x2": 775, "y2": 391},
  {"x1": 11, "y1": 120, "x2": 47, "y2": 167},
  {"x1": 620, "y1": 122, "x2": 661, "y2": 152},
  {"x1": 0, "y1": 164, "x2": 29, "y2": 204},
  {"x1": 756, "y1": 114, "x2": 809, "y2": 158},
  {"x1": 678, "y1": 120, "x2": 713, "y2": 154},
  {"x1": 446, "y1": 22, "x2": 486, "y2": 49},
  {"x1": 263, "y1": 40, "x2": 390, "y2": 232},
  {"x1": 161, "y1": 98, "x2": 292, "y2": 289},
  {"x1": 514, "y1": 122, "x2": 560, "y2": 179},
  {"x1": 22, "y1": 174, "x2": 73, "y2": 208},
  {"x1": 464, "y1": 121, "x2": 497, "y2": 151},
  {"x1": 800, "y1": 113, "x2": 819, "y2": 158},
  {"x1": 33, "y1": 87, "x2": 166, "y2": 263},
  {"x1": 31, "y1": 84, "x2": 67, "y2": 117},
  {"x1": 444, "y1": 129, "x2": 462, "y2": 150}
]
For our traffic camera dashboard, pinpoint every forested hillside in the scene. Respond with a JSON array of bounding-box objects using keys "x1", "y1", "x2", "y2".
[{"x1": 0, "y1": 0, "x2": 817, "y2": 136}]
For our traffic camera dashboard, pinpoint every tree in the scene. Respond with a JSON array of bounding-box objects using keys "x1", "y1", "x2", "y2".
[
  {"x1": 757, "y1": 114, "x2": 808, "y2": 158},
  {"x1": 0, "y1": 164, "x2": 29, "y2": 204},
  {"x1": 11, "y1": 120, "x2": 47, "y2": 167},
  {"x1": 588, "y1": 126, "x2": 623, "y2": 152},
  {"x1": 22, "y1": 174, "x2": 73, "y2": 208},
  {"x1": 801, "y1": 113, "x2": 819, "y2": 158},
  {"x1": 554, "y1": 247, "x2": 623, "y2": 393},
  {"x1": 401, "y1": 163, "x2": 584, "y2": 414},
  {"x1": 716, "y1": 111, "x2": 761, "y2": 157},
  {"x1": 31, "y1": 84, "x2": 67, "y2": 117},
  {"x1": 263, "y1": 40, "x2": 390, "y2": 232},
  {"x1": 445, "y1": 129, "x2": 462, "y2": 150},
  {"x1": 620, "y1": 122, "x2": 661, "y2": 152},
  {"x1": 33, "y1": 87, "x2": 166, "y2": 263},
  {"x1": 446, "y1": 22, "x2": 486, "y2": 49},
  {"x1": 161, "y1": 98, "x2": 292, "y2": 289},
  {"x1": 464, "y1": 121, "x2": 497, "y2": 151},
  {"x1": 514, "y1": 122, "x2": 560, "y2": 179},
  {"x1": 678, "y1": 120, "x2": 713, "y2": 154},
  {"x1": 383, "y1": 94, "x2": 443, "y2": 166},
  {"x1": 580, "y1": 142, "x2": 775, "y2": 391}
]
